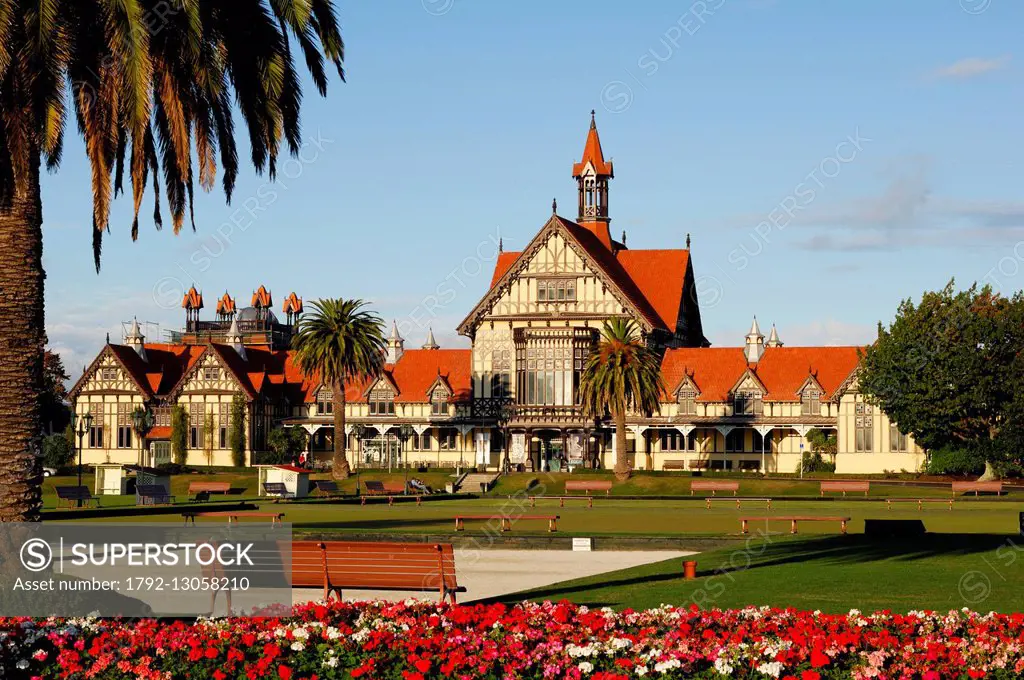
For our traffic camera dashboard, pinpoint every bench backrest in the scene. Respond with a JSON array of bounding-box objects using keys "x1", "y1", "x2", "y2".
[
  {"x1": 137, "y1": 484, "x2": 169, "y2": 496},
  {"x1": 820, "y1": 481, "x2": 870, "y2": 492},
  {"x1": 188, "y1": 482, "x2": 231, "y2": 493},
  {"x1": 565, "y1": 480, "x2": 612, "y2": 492},
  {"x1": 291, "y1": 541, "x2": 458, "y2": 593},
  {"x1": 691, "y1": 480, "x2": 739, "y2": 491},
  {"x1": 952, "y1": 481, "x2": 1003, "y2": 492},
  {"x1": 315, "y1": 480, "x2": 340, "y2": 492},
  {"x1": 364, "y1": 481, "x2": 386, "y2": 493},
  {"x1": 55, "y1": 485, "x2": 91, "y2": 499},
  {"x1": 263, "y1": 482, "x2": 288, "y2": 492},
  {"x1": 382, "y1": 483, "x2": 406, "y2": 494}
]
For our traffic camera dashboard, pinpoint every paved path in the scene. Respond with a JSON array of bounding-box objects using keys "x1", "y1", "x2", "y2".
[{"x1": 293, "y1": 549, "x2": 693, "y2": 604}]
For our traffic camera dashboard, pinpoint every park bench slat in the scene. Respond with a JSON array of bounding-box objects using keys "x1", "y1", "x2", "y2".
[
  {"x1": 564, "y1": 480, "x2": 612, "y2": 495},
  {"x1": 136, "y1": 484, "x2": 174, "y2": 505},
  {"x1": 885, "y1": 498, "x2": 953, "y2": 510},
  {"x1": 690, "y1": 480, "x2": 739, "y2": 496},
  {"x1": 820, "y1": 481, "x2": 870, "y2": 496},
  {"x1": 188, "y1": 481, "x2": 231, "y2": 501},
  {"x1": 951, "y1": 481, "x2": 1003, "y2": 496},
  {"x1": 55, "y1": 485, "x2": 97, "y2": 509},
  {"x1": 453, "y1": 514, "x2": 559, "y2": 532},
  {"x1": 528, "y1": 496, "x2": 594, "y2": 508},
  {"x1": 290, "y1": 541, "x2": 464, "y2": 603},
  {"x1": 740, "y1": 515, "x2": 851, "y2": 535}
]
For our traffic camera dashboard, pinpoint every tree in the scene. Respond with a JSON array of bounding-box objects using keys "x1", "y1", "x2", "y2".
[
  {"x1": 203, "y1": 411, "x2": 215, "y2": 466},
  {"x1": 131, "y1": 406, "x2": 154, "y2": 467},
  {"x1": 266, "y1": 426, "x2": 307, "y2": 465},
  {"x1": 800, "y1": 429, "x2": 837, "y2": 474},
  {"x1": 41, "y1": 433, "x2": 73, "y2": 471},
  {"x1": 579, "y1": 319, "x2": 665, "y2": 481},
  {"x1": 229, "y1": 395, "x2": 247, "y2": 467},
  {"x1": 292, "y1": 299, "x2": 386, "y2": 480},
  {"x1": 0, "y1": 3, "x2": 345, "y2": 521},
  {"x1": 41, "y1": 350, "x2": 71, "y2": 435},
  {"x1": 859, "y1": 282, "x2": 1024, "y2": 479},
  {"x1": 170, "y1": 405, "x2": 188, "y2": 467}
]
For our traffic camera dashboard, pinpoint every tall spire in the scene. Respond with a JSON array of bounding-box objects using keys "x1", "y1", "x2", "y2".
[
  {"x1": 125, "y1": 318, "x2": 147, "y2": 361},
  {"x1": 386, "y1": 320, "x2": 405, "y2": 364},
  {"x1": 226, "y1": 317, "x2": 246, "y2": 360},
  {"x1": 686, "y1": 233, "x2": 691, "y2": 249},
  {"x1": 766, "y1": 324, "x2": 783, "y2": 348},
  {"x1": 744, "y1": 316, "x2": 765, "y2": 364},
  {"x1": 572, "y1": 111, "x2": 614, "y2": 249}
]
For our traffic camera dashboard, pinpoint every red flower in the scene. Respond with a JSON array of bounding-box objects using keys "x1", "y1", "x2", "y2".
[
  {"x1": 277, "y1": 664, "x2": 292, "y2": 680},
  {"x1": 414, "y1": 658, "x2": 431, "y2": 673},
  {"x1": 801, "y1": 672, "x2": 821, "y2": 680},
  {"x1": 810, "y1": 648, "x2": 830, "y2": 667}
]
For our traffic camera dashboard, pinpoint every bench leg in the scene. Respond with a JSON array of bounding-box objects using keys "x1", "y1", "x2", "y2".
[
  {"x1": 790, "y1": 519, "x2": 798, "y2": 534},
  {"x1": 948, "y1": 500, "x2": 953, "y2": 510},
  {"x1": 741, "y1": 519, "x2": 748, "y2": 535},
  {"x1": 560, "y1": 498, "x2": 565, "y2": 508},
  {"x1": 530, "y1": 497, "x2": 536, "y2": 508},
  {"x1": 388, "y1": 496, "x2": 394, "y2": 507},
  {"x1": 501, "y1": 518, "x2": 511, "y2": 532},
  {"x1": 705, "y1": 499, "x2": 711, "y2": 510},
  {"x1": 417, "y1": 496, "x2": 422, "y2": 506},
  {"x1": 454, "y1": 518, "x2": 463, "y2": 532},
  {"x1": 886, "y1": 500, "x2": 891, "y2": 511},
  {"x1": 548, "y1": 518, "x2": 557, "y2": 533},
  {"x1": 735, "y1": 499, "x2": 741, "y2": 510},
  {"x1": 917, "y1": 500, "x2": 923, "y2": 511},
  {"x1": 841, "y1": 519, "x2": 848, "y2": 535},
  {"x1": 361, "y1": 496, "x2": 367, "y2": 506},
  {"x1": 588, "y1": 497, "x2": 593, "y2": 509}
]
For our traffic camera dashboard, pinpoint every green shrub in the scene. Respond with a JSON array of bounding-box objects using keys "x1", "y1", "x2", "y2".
[
  {"x1": 42, "y1": 433, "x2": 74, "y2": 470},
  {"x1": 265, "y1": 427, "x2": 307, "y2": 465},
  {"x1": 171, "y1": 405, "x2": 188, "y2": 465},
  {"x1": 798, "y1": 451, "x2": 836, "y2": 474},
  {"x1": 230, "y1": 395, "x2": 247, "y2": 467},
  {"x1": 925, "y1": 446, "x2": 986, "y2": 475}
]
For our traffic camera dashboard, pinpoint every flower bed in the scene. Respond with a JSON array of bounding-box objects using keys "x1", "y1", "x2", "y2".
[{"x1": 2, "y1": 601, "x2": 1024, "y2": 679}]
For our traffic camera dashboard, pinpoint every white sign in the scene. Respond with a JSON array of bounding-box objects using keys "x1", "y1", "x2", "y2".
[
  {"x1": 572, "y1": 537, "x2": 593, "y2": 552},
  {"x1": 510, "y1": 433, "x2": 527, "y2": 464}
]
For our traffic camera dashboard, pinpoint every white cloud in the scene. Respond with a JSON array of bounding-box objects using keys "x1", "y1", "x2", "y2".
[{"x1": 930, "y1": 55, "x2": 1010, "y2": 80}]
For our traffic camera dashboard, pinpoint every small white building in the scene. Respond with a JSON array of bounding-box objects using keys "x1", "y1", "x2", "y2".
[{"x1": 256, "y1": 464, "x2": 311, "y2": 499}]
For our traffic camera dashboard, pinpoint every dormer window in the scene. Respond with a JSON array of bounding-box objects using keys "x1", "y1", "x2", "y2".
[
  {"x1": 677, "y1": 389, "x2": 696, "y2": 415},
  {"x1": 431, "y1": 387, "x2": 450, "y2": 416},
  {"x1": 316, "y1": 389, "x2": 333, "y2": 415},
  {"x1": 801, "y1": 388, "x2": 821, "y2": 416},
  {"x1": 204, "y1": 367, "x2": 220, "y2": 380},
  {"x1": 734, "y1": 390, "x2": 763, "y2": 415},
  {"x1": 101, "y1": 367, "x2": 118, "y2": 381},
  {"x1": 369, "y1": 388, "x2": 395, "y2": 416}
]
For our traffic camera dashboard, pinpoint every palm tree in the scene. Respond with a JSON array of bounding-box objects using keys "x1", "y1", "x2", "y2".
[
  {"x1": 579, "y1": 319, "x2": 665, "y2": 481},
  {"x1": 0, "y1": 1, "x2": 344, "y2": 520},
  {"x1": 292, "y1": 299, "x2": 385, "y2": 480}
]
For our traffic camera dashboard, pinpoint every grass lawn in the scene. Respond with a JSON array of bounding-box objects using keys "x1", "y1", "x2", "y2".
[
  {"x1": 494, "y1": 533, "x2": 1024, "y2": 613},
  {"x1": 54, "y1": 496, "x2": 1024, "y2": 537}
]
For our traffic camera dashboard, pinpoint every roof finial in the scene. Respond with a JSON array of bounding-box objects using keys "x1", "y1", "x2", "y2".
[
  {"x1": 686, "y1": 233, "x2": 691, "y2": 249},
  {"x1": 552, "y1": 197, "x2": 557, "y2": 214},
  {"x1": 105, "y1": 332, "x2": 110, "y2": 344},
  {"x1": 622, "y1": 230, "x2": 627, "y2": 246},
  {"x1": 590, "y1": 109, "x2": 596, "y2": 128},
  {"x1": 498, "y1": 237, "x2": 503, "y2": 253}
]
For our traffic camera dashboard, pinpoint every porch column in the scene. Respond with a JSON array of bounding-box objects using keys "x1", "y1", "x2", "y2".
[
  {"x1": 627, "y1": 425, "x2": 649, "y2": 469},
  {"x1": 715, "y1": 425, "x2": 736, "y2": 471},
  {"x1": 754, "y1": 425, "x2": 774, "y2": 473}
]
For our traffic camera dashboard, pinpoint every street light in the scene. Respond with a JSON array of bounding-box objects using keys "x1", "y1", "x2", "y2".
[
  {"x1": 397, "y1": 424, "x2": 415, "y2": 493},
  {"x1": 73, "y1": 411, "x2": 93, "y2": 507}
]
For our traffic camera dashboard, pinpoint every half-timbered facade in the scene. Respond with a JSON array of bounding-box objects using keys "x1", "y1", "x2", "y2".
[{"x1": 70, "y1": 115, "x2": 925, "y2": 474}]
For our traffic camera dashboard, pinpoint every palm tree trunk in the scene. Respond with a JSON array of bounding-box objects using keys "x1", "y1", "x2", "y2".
[
  {"x1": 0, "y1": 150, "x2": 44, "y2": 521},
  {"x1": 613, "y1": 408, "x2": 630, "y2": 481},
  {"x1": 331, "y1": 378, "x2": 351, "y2": 479}
]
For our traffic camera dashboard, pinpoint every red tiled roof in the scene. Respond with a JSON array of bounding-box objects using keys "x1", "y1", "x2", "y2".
[
  {"x1": 105, "y1": 343, "x2": 206, "y2": 398},
  {"x1": 215, "y1": 292, "x2": 236, "y2": 316},
  {"x1": 660, "y1": 346, "x2": 862, "y2": 402},
  {"x1": 572, "y1": 116, "x2": 613, "y2": 177},
  {"x1": 387, "y1": 349, "x2": 472, "y2": 403},
  {"x1": 147, "y1": 426, "x2": 172, "y2": 440},
  {"x1": 252, "y1": 285, "x2": 272, "y2": 309},
  {"x1": 282, "y1": 292, "x2": 303, "y2": 314},
  {"x1": 181, "y1": 286, "x2": 203, "y2": 310},
  {"x1": 616, "y1": 249, "x2": 690, "y2": 330},
  {"x1": 485, "y1": 218, "x2": 689, "y2": 331}
]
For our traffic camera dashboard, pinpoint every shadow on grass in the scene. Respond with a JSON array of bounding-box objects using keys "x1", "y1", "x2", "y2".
[{"x1": 485, "y1": 533, "x2": 1017, "y2": 606}]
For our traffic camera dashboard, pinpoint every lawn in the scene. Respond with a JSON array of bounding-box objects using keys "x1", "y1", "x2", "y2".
[
  {"x1": 53, "y1": 495, "x2": 1024, "y2": 537},
  {"x1": 495, "y1": 533, "x2": 1024, "y2": 613}
]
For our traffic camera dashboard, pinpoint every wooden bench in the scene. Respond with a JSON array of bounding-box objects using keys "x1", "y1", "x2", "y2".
[
  {"x1": 55, "y1": 485, "x2": 97, "y2": 509},
  {"x1": 820, "y1": 481, "x2": 870, "y2": 497},
  {"x1": 182, "y1": 511, "x2": 285, "y2": 526},
  {"x1": 453, "y1": 514, "x2": 559, "y2": 532},
  {"x1": 885, "y1": 498, "x2": 953, "y2": 511},
  {"x1": 689, "y1": 460, "x2": 710, "y2": 470},
  {"x1": 662, "y1": 460, "x2": 688, "y2": 471},
  {"x1": 136, "y1": 484, "x2": 174, "y2": 506},
  {"x1": 291, "y1": 541, "x2": 465, "y2": 604},
  {"x1": 564, "y1": 480, "x2": 612, "y2": 496},
  {"x1": 313, "y1": 480, "x2": 341, "y2": 497},
  {"x1": 706, "y1": 497, "x2": 771, "y2": 510},
  {"x1": 262, "y1": 482, "x2": 294, "y2": 501},
  {"x1": 741, "y1": 515, "x2": 851, "y2": 535},
  {"x1": 188, "y1": 481, "x2": 231, "y2": 501},
  {"x1": 528, "y1": 496, "x2": 593, "y2": 508},
  {"x1": 361, "y1": 481, "x2": 419, "y2": 506},
  {"x1": 690, "y1": 480, "x2": 739, "y2": 496},
  {"x1": 952, "y1": 481, "x2": 1003, "y2": 496}
]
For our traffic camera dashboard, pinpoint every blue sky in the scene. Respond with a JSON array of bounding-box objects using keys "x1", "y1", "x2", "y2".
[{"x1": 42, "y1": 0, "x2": 1024, "y2": 375}]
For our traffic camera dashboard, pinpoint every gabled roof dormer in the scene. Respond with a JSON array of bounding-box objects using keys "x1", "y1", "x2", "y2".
[
  {"x1": 729, "y1": 367, "x2": 768, "y2": 398},
  {"x1": 672, "y1": 371, "x2": 701, "y2": 400}
]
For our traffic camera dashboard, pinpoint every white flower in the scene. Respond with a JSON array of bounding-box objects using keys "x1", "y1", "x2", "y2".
[
  {"x1": 714, "y1": 657, "x2": 735, "y2": 675},
  {"x1": 654, "y1": 658, "x2": 681, "y2": 673},
  {"x1": 756, "y1": 661, "x2": 784, "y2": 678},
  {"x1": 323, "y1": 656, "x2": 339, "y2": 668},
  {"x1": 291, "y1": 627, "x2": 308, "y2": 640},
  {"x1": 326, "y1": 626, "x2": 342, "y2": 640},
  {"x1": 578, "y1": 661, "x2": 594, "y2": 674},
  {"x1": 290, "y1": 641, "x2": 305, "y2": 652},
  {"x1": 635, "y1": 665, "x2": 648, "y2": 677}
]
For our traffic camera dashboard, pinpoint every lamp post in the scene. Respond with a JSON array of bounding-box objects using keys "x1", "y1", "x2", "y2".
[
  {"x1": 497, "y1": 400, "x2": 515, "y2": 475},
  {"x1": 131, "y1": 407, "x2": 155, "y2": 468},
  {"x1": 74, "y1": 412, "x2": 92, "y2": 507},
  {"x1": 397, "y1": 424, "x2": 415, "y2": 493}
]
